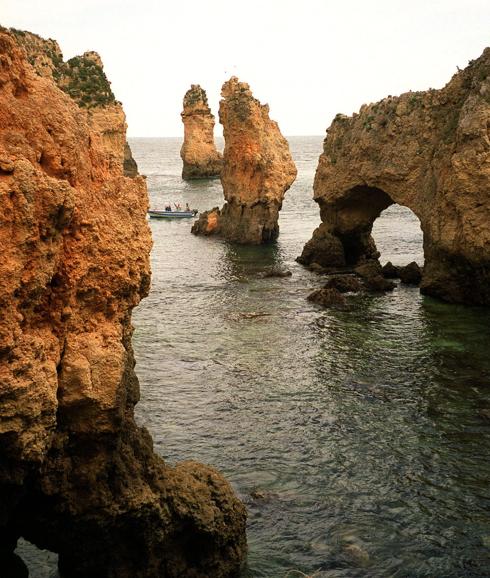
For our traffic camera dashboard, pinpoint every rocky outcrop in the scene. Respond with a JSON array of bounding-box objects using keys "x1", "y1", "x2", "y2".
[
  {"x1": 325, "y1": 275, "x2": 363, "y2": 293},
  {"x1": 399, "y1": 261, "x2": 423, "y2": 285},
  {"x1": 382, "y1": 262, "x2": 400, "y2": 279},
  {"x1": 192, "y1": 77, "x2": 297, "y2": 244},
  {"x1": 0, "y1": 28, "x2": 246, "y2": 577},
  {"x1": 180, "y1": 85, "x2": 223, "y2": 179},
  {"x1": 11, "y1": 29, "x2": 139, "y2": 177},
  {"x1": 298, "y1": 49, "x2": 490, "y2": 305},
  {"x1": 124, "y1": 141, "x2": 139, "y2": 177},
  {"x1": 307, "y1": 287, "x2": 347, "y2": 308}
]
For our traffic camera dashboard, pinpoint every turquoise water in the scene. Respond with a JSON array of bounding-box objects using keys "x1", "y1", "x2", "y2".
[
  {"x1": 18, "y1": 137, "x2": 490, "y2": 577},
  {"x1": 129, "y1": 137, "x2": 490, "y2": 577}
]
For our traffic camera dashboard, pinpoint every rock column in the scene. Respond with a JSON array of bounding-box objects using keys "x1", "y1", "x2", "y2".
[
  {"x1": 192, "y1": 77, "x2": 297, "y2": 244},
  {"x1": 180, "y1": 84, "x2": 223, "y2": 179}
]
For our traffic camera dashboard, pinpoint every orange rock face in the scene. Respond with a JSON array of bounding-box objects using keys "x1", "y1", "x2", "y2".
[
  {"x1": 11, "y1": 29, "x2": 139, "y2": 178},
  {"x1": 299, "y1": 49, "x2": 490, "y2": 304},
  {"x1": 0, "y1": 28, "x2": 246, "y2": 577},
  {"x1": 193, "y1": 77, "x2": 297, "y2": 244},
  {"x1": 180, "y1": 84, "x2": 223, "y2": 179}
]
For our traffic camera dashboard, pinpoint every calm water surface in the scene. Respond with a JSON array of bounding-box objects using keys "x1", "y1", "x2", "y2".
[
  {"x1": 130, "y1": 137, "x2": 490, "y2": 577},
  {"x1": 19, "y1": 137, "x2": 490, "y2": 577}
]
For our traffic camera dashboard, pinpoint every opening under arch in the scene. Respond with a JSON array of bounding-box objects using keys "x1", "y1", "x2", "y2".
[{"x1": 372, "y1": 204, "x2": 424, "y2": 267}]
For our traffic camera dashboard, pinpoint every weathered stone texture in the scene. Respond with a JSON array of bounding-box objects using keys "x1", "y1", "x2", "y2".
[
  {"x1": 192, "y1": 77, "x2": 297, "y2": 244},
  {"x1": 180, "y1": 84, "x2": 223, "y2": 179},
  {"x1": 0, "y1": 28, "x2": 246, "y2": 577},
  {"x1": 299, "y1": 49, "x2": 490, "y2": 304}
]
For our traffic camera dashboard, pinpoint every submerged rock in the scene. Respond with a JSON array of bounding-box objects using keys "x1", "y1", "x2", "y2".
[
  {"x1": 354, "y1": 262, "x2": 395, "y2": 292},
  {"x1": 364, "y1": 275, "x2": 396, "y2": 292},
  {"x1": 192, "y1": 77, "x2": 297, "y2": 244},
  {"x1": 261, "y1": 268, "x2": 292, "y2": 278},
  {"x1": 325, "y1": 275, "x2": 363, "y2": 293},
  {"x1": 307, "y1": 287, "x2": 347, "y2": 308},
  {"x1": 399, "y1": 261, "x2": 423, "y2": 285},
  {"x1": 0, "y1": 28, "x2": 246, "y2": 577},
  {"x1": 180, "y1": 84, "x2": 223, "y2": 179},
  {"x1": 298, "y1": 48, "x2": 490, "y2": 304}
]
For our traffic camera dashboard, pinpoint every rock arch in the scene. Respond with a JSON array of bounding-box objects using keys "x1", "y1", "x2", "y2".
[{"x1": 299, "y1": 48, "x2": 490, "y2": 305}]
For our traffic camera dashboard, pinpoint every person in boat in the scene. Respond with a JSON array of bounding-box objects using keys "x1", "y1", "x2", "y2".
[
  {"x1": 165, "y1": 202, "x2": 172, "y2": 211},
  {"x1": 185, "y1": 202, "x2": 191, "y2": 212},
  {"x1": 174, "y1": 202, "x2": 181, "y2": 211}
]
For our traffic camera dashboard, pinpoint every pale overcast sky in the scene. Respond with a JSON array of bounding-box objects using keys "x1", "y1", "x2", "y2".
[{"x1": 3, "y1": 0, "x2": 489, "y2": 136}]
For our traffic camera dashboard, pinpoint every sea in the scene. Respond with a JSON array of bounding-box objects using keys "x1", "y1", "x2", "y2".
[{"x1": 18, "y1": 136, "x2": 490, "y2": 577}]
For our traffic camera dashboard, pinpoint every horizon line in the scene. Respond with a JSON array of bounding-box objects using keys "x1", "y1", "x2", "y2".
[{"x1": 127, "y1": 134, "x2": 326, "y2": 139}]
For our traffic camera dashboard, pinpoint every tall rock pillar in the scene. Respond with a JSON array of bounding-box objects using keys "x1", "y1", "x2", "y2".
[{"x1": 192, "y1": 77, "x2": 297, "y2": 244}]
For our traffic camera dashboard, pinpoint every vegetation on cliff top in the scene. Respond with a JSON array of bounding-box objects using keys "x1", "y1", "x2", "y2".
[
  {"x1": 61, "y1": 55, "x2": 116, "y2": 108},
  {"x1": 9, "y1": 28, "x2": 116, "y2": 109}
]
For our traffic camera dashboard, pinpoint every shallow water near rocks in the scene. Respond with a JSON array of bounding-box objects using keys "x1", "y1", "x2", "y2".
[
  {"x1": 19, "y1": 137, "x2": 490, "y2": 577},
  {"x1": 130, "y1": 137, "x2": 490, "y2": 577}
]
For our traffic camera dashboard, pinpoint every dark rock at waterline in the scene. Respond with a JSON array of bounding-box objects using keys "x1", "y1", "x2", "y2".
[
  {"x1": 382, "y1": 261, "x2": 400, "y2": 278},
  {"x1": 354, "y1": 261, "x2": 383, "y2": 280},
  {"x1": 261, "y1": 269, "x2": 292, "y2": 278},
  {"x1": 325, "y1": 275, "x2": 363, "y2": 293},
  {"x1": 308, "y1": 262, "x2": 328, "y2": 273},
  {"x1": 307, "y1": 287, "x2": 347, "y2": 308},
  {"x1": 354, "y1": 261, "x2": 395, "y2": 292},
  {"x1": 399, "y1": 261, "x2": 422, "y2": 285},
  {"x1": 297, "y1": 224, "x2": 346, "y2": 268},
  {"x1": 364, "y1": 275, "x2": 396, "y2": 292}
]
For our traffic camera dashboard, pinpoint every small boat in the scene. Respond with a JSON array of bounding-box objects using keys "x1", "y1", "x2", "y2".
[{"x1": 148, "y1": 209, "x2": 198, "y2": 219}]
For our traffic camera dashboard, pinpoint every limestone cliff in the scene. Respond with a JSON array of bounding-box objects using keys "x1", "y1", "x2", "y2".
[
  {"x1": 298, "y1": 49, "x2": 490, "y2": 305},
  {"x1": 192, "y1": 77, "x2": 297, "y2": 244},
  {"x1": 11, "y1": 29, "x2": 139, "y2": 177},
  {"x1": 0, "y1": 28, "x2": 246, "y2": 577},
  {"x1": 180, "y1": 84, "x2": 223, "y2": 179}
]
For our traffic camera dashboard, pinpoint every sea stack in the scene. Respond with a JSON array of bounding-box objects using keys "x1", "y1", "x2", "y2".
[
  {"x1": 180, "y1": 84, "x2": 223, "y2": 179},
  {"x1": 192, "y1": 77, "x2": 297, "y2": 244},
  {"x1": 298, "y1": 48, "x2": 490, "y2": 305},
  {"x1": 0, "y1": 28, "x2": 246, "y2": 577}
]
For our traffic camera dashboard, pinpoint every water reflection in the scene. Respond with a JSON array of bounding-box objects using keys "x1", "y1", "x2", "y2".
[{"x1": 216, "y1": 243, "x2": 285, "y2": 282}]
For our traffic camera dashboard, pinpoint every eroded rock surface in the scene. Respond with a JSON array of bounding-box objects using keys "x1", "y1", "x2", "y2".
[
  {"x1": 11, "y1": 28, "x2": 139, "y2": 177},
  {"x1": 180, "y1": 84, "x2": 223, "y2": 179},
  {"x1": 298, "y1": 49, "x2": 490, "y2": 305},
  {"x1": 192, "y1": 77, "x2": 297, "y2": 244},
  {"x1": 0, "y1": 28, "x2": 246, "y2": 577}
]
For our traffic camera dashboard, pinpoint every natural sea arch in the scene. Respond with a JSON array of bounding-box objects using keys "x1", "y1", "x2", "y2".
[
  {"x1": 313, "y1": 184, "x2": 425, "y2": 270},
  {"x1": 298, "y1": 49, "x2": 490, "y2": 305},
  {"x1": 299, "y1": 184, "x2": 426, "y2": 268}
]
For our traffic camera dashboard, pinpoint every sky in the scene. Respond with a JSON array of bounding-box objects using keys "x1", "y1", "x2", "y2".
[{"x1": 2, "y1": 0, "x2": 489, "y2": 136}]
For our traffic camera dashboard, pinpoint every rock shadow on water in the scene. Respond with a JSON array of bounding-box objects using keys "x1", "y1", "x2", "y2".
[{"x1": 216, "y1": 241, "x2": 288, "y2": 282}]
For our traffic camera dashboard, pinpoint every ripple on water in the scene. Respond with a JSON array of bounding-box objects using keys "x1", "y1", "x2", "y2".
[{"x1": 129, "y1": 137, "x2": 490, "y2": 577}]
